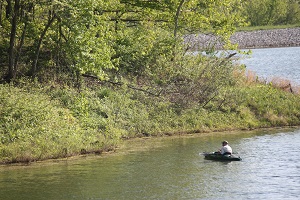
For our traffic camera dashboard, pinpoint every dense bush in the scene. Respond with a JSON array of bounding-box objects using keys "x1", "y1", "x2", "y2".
[{"x1": 0, "y1": 84, "x2": 117, "y2": 163}]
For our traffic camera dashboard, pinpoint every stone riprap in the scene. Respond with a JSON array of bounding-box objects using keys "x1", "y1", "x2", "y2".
[{"x1": 185, "y1": 27, "x2": 300, "y2": 50}]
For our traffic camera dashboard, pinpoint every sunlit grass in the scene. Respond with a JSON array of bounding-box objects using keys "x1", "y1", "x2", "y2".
[{"x1": 237, "y1": 24, "x2": 300, "y2": 32}]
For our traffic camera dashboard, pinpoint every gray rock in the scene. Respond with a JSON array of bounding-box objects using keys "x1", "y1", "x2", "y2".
[{"x1": 185, "y1": 27, "x2": 300, "y2": 50}]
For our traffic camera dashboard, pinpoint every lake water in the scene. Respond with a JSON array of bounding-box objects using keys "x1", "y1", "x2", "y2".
[
  {"x1": 1, "y1": 128, "x2": 300, "y2": 200},
  {"x1": 239, "y1": 46, "x2": 300, "y2": 85}
]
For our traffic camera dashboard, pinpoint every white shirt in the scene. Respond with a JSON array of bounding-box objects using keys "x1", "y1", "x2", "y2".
[{"x1": 221, "y1": 144, "x2": 232, "y2": 154}]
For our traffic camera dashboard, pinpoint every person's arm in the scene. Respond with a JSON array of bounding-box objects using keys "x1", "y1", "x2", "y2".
[{"x1": 220, "y1": 147, "x2": 225, "y2": 155}]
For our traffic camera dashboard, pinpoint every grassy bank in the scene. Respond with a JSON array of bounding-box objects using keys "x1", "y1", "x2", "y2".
[
  {"x1": 1, "y1": 74, "x2": 300, "y2": 164},
  {"x1": 237, "y1": 24, "x2": 300, "y2": 32}
]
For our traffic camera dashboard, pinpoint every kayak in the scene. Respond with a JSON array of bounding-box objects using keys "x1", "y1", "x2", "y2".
[{"x1": 203, "y1": 152, "x2": 242, "y2": 161}]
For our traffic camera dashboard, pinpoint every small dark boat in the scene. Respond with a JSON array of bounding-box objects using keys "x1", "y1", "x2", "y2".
[{"x1": 203, "y1": 152, "x2": 242, "y2": 161}]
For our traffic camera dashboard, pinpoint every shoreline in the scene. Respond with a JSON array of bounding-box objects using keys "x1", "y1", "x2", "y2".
[
  {"x1": 186, "y1": 27, "x2": 300, "y2": 50},
  {"x1": 1, "y1": 27, "x2": 300, "y2": 166},
  {"x1": 1, "y1": 126, "x2": 299, "y2": 167}
]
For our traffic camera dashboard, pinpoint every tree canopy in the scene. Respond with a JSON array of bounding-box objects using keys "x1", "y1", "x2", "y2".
[{"x1": 0, "y1": 0, "x2": 247, "y2": 83}]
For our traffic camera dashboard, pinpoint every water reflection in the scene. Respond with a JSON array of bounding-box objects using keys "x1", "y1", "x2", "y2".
[{"x1": 0, "y1": 128, "x2": 300, "y2": 199}]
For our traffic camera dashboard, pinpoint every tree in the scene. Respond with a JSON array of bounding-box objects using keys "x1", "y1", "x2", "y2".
[
  {"x1": 53, "y1": 0, "x2": 117, "y2": 80},
  {"x1": 108, "y1": 0, "x2": 245, "y2": 76},
  {"x1": 1, "y1": 0, "x2": 246, "y2": 85},
  {"x1": 285, "y1": 0, "x2": 300, "y2": 24},
  {"x1": 6, "y1": 0, "x2": 20, "y2": 81},
  {"x1": 243, "y1": 0, "x2": 300, "y2": 26},
  {"x1": 1, "y1": 0, "x2": 118, "y2": 82}
]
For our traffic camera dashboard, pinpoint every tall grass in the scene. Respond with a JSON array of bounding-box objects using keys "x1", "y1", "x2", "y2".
[{"x1": 0, "y1": 84, "x2": 116, "y2": 163}]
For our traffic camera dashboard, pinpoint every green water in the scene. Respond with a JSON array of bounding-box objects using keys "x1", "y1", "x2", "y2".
[{"x1": 1, "y1": 128, "x2": 300, "y2": 200}]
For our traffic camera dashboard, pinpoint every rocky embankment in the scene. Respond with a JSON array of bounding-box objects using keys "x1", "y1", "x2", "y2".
[{"x1": 186, "y1": 27, "x2": 300, "y2": 49}]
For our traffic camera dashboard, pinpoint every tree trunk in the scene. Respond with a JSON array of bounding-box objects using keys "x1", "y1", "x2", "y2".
[
  {"x1": 171, "y1": 0, "x2": 185, "y2": 61},
  {"x1": 0, "y1": 1, "x2": 3, "y2": 25},
  {"x1": 7, "y1": 0, "x2": 19, "y2": 82},
  {"x1": 31, "y1": 13, "x2": 56, "y2": 76},
  {"x1": 174, "y1": 0, "x2": 185, "y2": 38},
  {"x1": 5, "y1": 0, "x2": 12, "y2": 19},
  {"x1": 14, "y1": 20, "x2": 28, "y2": 76}
]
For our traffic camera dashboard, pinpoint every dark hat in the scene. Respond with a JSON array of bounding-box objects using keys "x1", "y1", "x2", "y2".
[{"x1": 222, "y1": 140, "x2": 228, "y2": 144}]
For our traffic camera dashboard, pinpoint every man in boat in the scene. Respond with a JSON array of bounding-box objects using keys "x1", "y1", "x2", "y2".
[
  {"x1": 220, "y1": 140, "x2": 232, "y2": 155},
  {"x1": 215, "y1": 141, "x2": 233, "y2": 155}
]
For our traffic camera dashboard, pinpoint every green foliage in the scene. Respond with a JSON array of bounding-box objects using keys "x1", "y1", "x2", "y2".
[
  {"x1": 237, "y1": 23, "x2": 300, "y2": 32},
  {"x1": 243, "y1": 0, "x2": 300, "y2": 26},
  {"x1": 1, "y1": 73, "x2": 300, "y2": 163},
  {"x1": 0, "y1": 83, "x2": 116, "y2": 163},
  {"x1": 56, "y1": 0, "x2": 117, "y2": 79},
  {"x1": 1, "y1": 0, "x2": 247, "y2": 82},
  {"x1": 114, "y1": 24, "x2": 174, "y2": 76},
  {"x1": 142, "y1": 52, "x2": 240, "y2": 109},
  {"x1": 238, "y1": 84, "x2": 300, "y2": 126},
  {"x1": 0, "y1": 84, "x2": 74, "y2": 161}
]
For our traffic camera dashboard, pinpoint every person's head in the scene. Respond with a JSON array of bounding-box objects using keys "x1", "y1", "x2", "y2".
[{"x1": 222, "y1": 140, "x2": 228, "y2": 146}]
